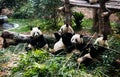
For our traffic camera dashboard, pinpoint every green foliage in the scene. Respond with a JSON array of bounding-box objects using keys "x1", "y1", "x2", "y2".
[
  {"x1": 8, "y1": 19, "x2": 31, "y2": 32},
  {"x1": 12, "y1": 49, "x2": 49, "y2": 77},
  {"x1": 82, "y1": 19, "x2": 93, "y2": 29},
  {"x1": 9, "y1": 18, "x2": 61, "y2": 33},
  {"x1": 73, "y1": 12, "x2": 84, "y2": 23},
  {"x1": 33, "y1": 0, "x2": 63, "y2": 29},
  {"x1": 13, "y1": 2, "x2": 34, "y2": 19},
  {"x1": 109, "y1": 34, "x2": 120, "y2": 51},
  {"x1": 11, "y1": 49, "x2": 92, "y2": 77},
  {"x1": 11, "y1": 49, "x2": 115, "y2": 77},
  {"x1": 114, "y1": 22, "x2": 120, "y2": 34},
  {"x1": 72, "y1": 12, "x2": 84, "y2": 30},
  {"x1": 0, "y1": 0, "x2": 29, "y2": 9},
  {"x1": 1, "y1": 18, "x2": 120, "y2": 77}
]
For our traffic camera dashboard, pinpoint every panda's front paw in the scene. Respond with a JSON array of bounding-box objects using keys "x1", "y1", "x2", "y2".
[{"x1": 25, "y1": 47, "x2": 32, "y2": 51}]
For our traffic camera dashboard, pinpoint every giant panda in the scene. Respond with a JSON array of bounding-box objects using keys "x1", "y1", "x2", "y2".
[
  {"x1": 54, "y1": 24, "x2": 74, "y2": 41},
  {"x1": 85, "y1": 0, "x2": 99, "y2": 4},
  {"x1": 94, "y1": 34, "x2": 109, "y2": 48},
  {"x1": 77, "y1": 34, "x2": 109, "y2": 66},
  {"x1": 59, "y1": 24, "x2": 74, "y2": 34},
  {"x1": 71, "y1": 33, "x2": 93, "y2": 55},
  {"x1": 53, "y1": 33, "x2": 74, "y2": 55},
  {"x1": 25, "y1": 27, "x2": 48, "y2": 51}
]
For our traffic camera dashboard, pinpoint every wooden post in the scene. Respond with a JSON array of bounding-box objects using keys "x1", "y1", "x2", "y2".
[
  {"x1": 64, "y1": 0, "x2": 71, "y2": 26},
  {"x1": 92, "y1": 8, "x2": 99, "y2": 32},
  {"x1": 99, "y1": 0, "x2": 111, "y2": 35}
]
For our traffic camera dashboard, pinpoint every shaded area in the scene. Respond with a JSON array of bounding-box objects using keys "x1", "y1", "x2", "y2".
[{"x1": 0, "y1": 15, "x2": 19, "y2": 30}]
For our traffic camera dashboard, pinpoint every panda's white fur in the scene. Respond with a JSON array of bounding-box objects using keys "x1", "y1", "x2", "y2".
[
  {"x1": 54, "y1": 24, "x2": 74, "y2": 42},
  {"x1": 53, "y1": 33, "x2": 74, "y2": 54},
  {"x1": 70, "y1": 34, "x2": 85, "y2": 54},
  {"x1": 77, "y1": 34, "x2": 109, "y2": 66},
  {"x1": 59, "y1": 24, "x2": 74, "y2": 34},
  {"x1": 77, "y1": 53, "x2": 92, "y2": 65},
  {"x1": 30, "y1": 27, "x2": 42, "y2": 38},
  {"x1": 26, "y1": 27, "x2": 48, "y2": 50},
  {"x1": 53, "y1": 38, "x2": 65, "y2": 52},
  {"x1": 71, "y1": 34, "x2": 83, "y2": 44},
  {"x1": 94, "y1": 36, "x2": 109, "y2": 48}
]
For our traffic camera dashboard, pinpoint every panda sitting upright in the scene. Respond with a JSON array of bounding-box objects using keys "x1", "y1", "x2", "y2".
[
  {"x1": 25, "y1": 27, "x2": 48, "y2": 51},
  {"x1": 53, "y1": 33, "x2": 74, "y2": 55},
  {"x1": 54, "y1": 24, "x2": 74, "y2": 41},
  {"x1": 70, "y1": 33, "x2": 94, "y2": 55}
]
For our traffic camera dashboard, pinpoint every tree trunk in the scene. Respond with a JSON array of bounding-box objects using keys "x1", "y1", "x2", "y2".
[
  {"x1": 92, "y1": 8, "x2": 99, "y2": 32},
  {"x1": 64, "y1": 0, "x2": 71, "y2": 26},
  {"x1": 99, "y1": 0, "x2": 111, "y2": 35}
]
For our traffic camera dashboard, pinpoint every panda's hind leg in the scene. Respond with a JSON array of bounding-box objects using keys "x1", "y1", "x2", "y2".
[
  {"x1": 25, "y1": 44, "x2": 33, "y2": 51},
  {"x1": 53, "y1": 49, "x2": 66, "y2": 55},
  {"x1": 77, "y1": 53, "x2": 93, "y2": 66}
]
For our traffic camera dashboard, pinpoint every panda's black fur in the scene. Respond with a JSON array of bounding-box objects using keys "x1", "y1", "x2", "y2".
[
  {"x1": 54, "y1": 32, "x2": 61, "y2": 42},
  {"x1": 54, "y1": 24, "x2": 74, "y2": 41},
  {"x1": 25, "y1": 27, "x2": 48, "y2": 51},
  {"x1": 71, "y1": 34, "x2": 94, "y2": 57},
  {"x1": 28, "y1": 35, "x2": 47, "y2": 49},
  {"x1": 77, "y1": 34, "x2": 109, "y2": 66},
  {"x1": 53, "y1": 33, "x2": 74, "y2": 55},
  {"x1": 85, "y1": 0, "x2": 99, "y2": 4},
  {"x1": 81, "y1": 45, "x2": 108, "y2": 67}
]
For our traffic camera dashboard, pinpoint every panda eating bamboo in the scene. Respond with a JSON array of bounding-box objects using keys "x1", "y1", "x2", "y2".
[
  {"x1": 54, "y1": 24, "x2": 74, "y2": 41},
  {"x1": 25, "y1": 27, "x2": 48, "y2": 51}
]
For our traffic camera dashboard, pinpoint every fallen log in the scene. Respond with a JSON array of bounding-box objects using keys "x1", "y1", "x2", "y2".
[
  {"x1": 0, "y1": 30, "x2": 56, "y2": 48},
  {"x1": 0, "y1": 30, "x2": 31, "y2": 48}
]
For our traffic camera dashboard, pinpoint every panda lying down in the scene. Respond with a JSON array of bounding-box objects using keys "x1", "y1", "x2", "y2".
[{"x1": 77, "y1": 34, "x2": 109, "y2": 66}]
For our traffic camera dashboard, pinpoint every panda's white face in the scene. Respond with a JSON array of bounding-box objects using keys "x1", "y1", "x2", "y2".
[
  {"x1": 71, "y1": 34, "x2": 83, "y2": 44},
  {"x1": 30, "y1": 27, "x2": 42, "y2": 38},
  {"x1": 59, "y1": 24, "x2": 74, "y2": 34}
]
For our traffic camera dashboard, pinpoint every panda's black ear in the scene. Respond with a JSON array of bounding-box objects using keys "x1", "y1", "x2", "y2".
[
  {"x1": 80, "y1": 34, "x2": 83, "y2": 38},
  {"x1": 75, "y1": 39, "x2": 78, "y2": 43},
  {"x1": 30, "y1": 26, "x2": 33, "y2": 30},
  {"x1": 66, "y1": 24, "x2": 69, "y2": 27},
  {"x1": 38, "y1": 27, "x2": 41, "y2": 29}
]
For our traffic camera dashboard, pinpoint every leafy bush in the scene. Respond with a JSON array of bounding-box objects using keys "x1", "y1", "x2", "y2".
[
  {"x1": 12, "y1": 49, "x2": 49, "y2": 77},
  {"x1": 11, "y1": 48, "x2": 116, "y2": 77},
  {"x1": 73, "y1": 12, "x2": 84, "y2": 30},
  {"x1": 12, "y1": 1, "x2": 34, "y2": 19}
]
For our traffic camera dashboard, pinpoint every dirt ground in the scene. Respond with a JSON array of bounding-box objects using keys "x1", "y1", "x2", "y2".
[{"x1": 72, "y1": 7, "x2": 119, "y2": 22}]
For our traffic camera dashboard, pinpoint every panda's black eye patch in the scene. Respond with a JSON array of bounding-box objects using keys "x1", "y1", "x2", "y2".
[
  {"x1": 37, "y1": 32, "x2": 40, "y2": 35},
  {"x1": 75, "y1": 39, "x2": 78, "y2": 42},
  {"x1": 61, "y1": 29, "x2": 63, "y2": 33},
  {"x1": 33, "y1": 33, "x2": 35, "y2": 36},
  {"x1": 71, "y1": 39, "x2": 74, "y2": 41}
]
